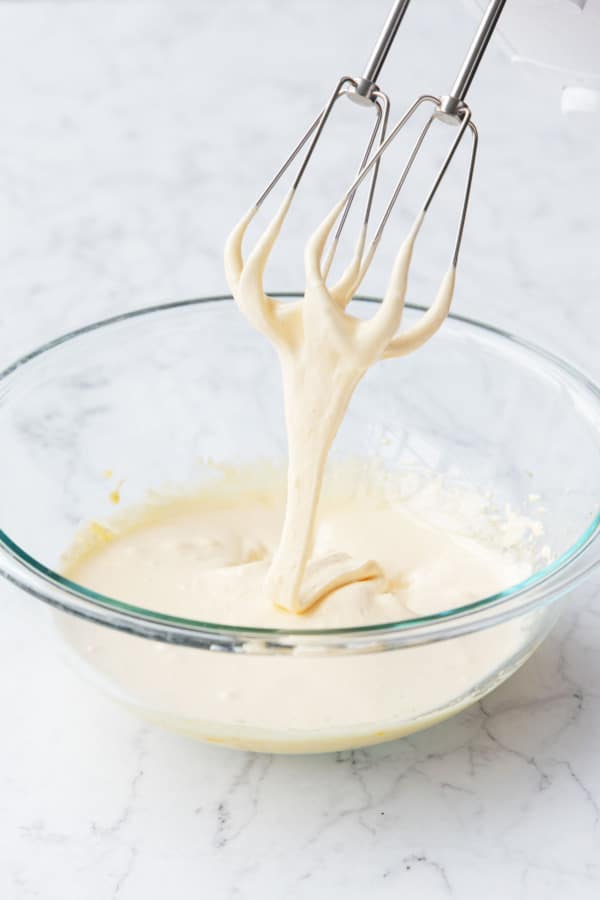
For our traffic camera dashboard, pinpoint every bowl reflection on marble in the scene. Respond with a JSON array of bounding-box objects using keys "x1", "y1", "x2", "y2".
[{"x1": 1, "y1": 295, "x2": 599, "y2": 753}]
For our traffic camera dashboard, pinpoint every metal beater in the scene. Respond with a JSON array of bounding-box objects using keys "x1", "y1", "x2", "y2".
[{"x1": 245, "y1": 0, "x2": 508, "y2": 297}]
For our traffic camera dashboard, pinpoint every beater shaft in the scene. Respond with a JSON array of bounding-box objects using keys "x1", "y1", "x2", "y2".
[
  {"x1": 439, "y1": 0, "x2": 507, "y2": 119},
  {"x1": 355, "y1": 0, "x2": 413, "y2": 100}
]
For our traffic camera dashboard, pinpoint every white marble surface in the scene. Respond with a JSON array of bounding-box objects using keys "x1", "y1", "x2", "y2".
[{"x1": 1, "y1": 1, "x2": 599, "y2": 897}]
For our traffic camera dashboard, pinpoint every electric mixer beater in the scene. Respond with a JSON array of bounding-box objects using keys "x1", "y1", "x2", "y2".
[{"x1": 227, "y1": 0, "x2": 508, "y2": 336}]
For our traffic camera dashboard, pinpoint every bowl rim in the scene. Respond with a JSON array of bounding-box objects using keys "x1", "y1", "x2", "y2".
[{"x1": 1, "y1": 293, "x2": 599, "y2": 653}]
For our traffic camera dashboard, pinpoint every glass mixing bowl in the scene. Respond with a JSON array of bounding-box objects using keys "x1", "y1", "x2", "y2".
[{"x1": 1, "y1": 295, "x2": 599, "y2": 753}]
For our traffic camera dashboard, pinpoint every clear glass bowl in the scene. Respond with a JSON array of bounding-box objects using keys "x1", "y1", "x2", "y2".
[{"x1": 1, "y1": 295, "x2": 599, "y2": 753}]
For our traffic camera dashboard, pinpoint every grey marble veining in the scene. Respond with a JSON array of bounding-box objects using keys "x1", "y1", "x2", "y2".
[{"x1": 1, "y1": 1, "x2": 599, "y2": 898}]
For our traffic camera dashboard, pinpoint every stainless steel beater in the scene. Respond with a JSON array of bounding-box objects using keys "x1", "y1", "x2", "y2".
[{"x1": 251, "y1": 0, "x2": 508, "y2": 286}]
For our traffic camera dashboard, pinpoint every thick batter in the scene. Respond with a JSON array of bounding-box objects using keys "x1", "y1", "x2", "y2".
[
  {"x1": 59, "y1": 467, "x2": 544, "y2": 751},
  {"x1": 62, "y1": 467, "x2": 534, "y2": 630}
]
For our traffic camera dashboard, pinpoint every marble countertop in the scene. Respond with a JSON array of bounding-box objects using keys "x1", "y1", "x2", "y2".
[{"x1": 1, "y1": 1, "x2": 599, "y2": 897}]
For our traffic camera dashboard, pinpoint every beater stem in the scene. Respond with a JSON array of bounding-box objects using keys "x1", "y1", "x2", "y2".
[
  {"x1": 355, "y1": 0, "x2": 413, "y2": 99},
  {"x1": 440, "y1": 0, "x2": 507, "y2": 118}
]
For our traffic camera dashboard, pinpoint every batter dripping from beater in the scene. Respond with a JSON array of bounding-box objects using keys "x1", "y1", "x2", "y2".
[{"x1": 224, "y1": 189, "x2": 455, "y2": 613}]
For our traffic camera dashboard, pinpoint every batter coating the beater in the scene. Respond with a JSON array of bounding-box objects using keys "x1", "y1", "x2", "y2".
[{"x1": 225, "y1": 190, "x2": 454, "y2": 612}]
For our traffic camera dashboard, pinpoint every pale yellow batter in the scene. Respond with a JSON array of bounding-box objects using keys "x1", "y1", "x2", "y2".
[
  {"x1": 62, "y1": 469, "x2": 533, "y2": 630},
  {"x1": 59, "y1": 467, "x2": 545, "y2": 751}
]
